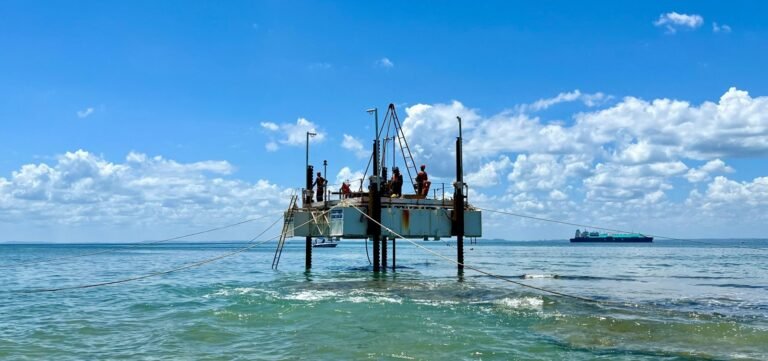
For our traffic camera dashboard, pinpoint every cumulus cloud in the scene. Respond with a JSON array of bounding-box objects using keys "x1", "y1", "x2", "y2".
[
  {"x1": 520, "y1": 90, "x2": 610, "y2": 112},
  {"x1": 577, "y1": 88, "x2": 768, "y2": 160},
  {"x1": 341, "y1": 134, "x2": 369, "y2": 159},
  {"x1": 6, "y1": 87, "x2": 768, "y2": 241},
  {"x1": 376, "y1": 57, "x2": 394, "y2": 69},
  {"x1": 0, "y1": 150, "x2": 289, "y2": 241},
  {"x1": 702, "y1": 176, "x2": 768, "y2": 205},
  {"x1": 685, "y1": 159, "x2": 734, "y2": 183},
  {"x1": 333, "y1": 166, "x2": 366, "y2": 192},
  {"x1": 465, "y1": 156, "x2": 512, "y2": 188},
  {"x1": 261, "y1": 117, "x2": 325, "y2": 150},
  {"x1": 77, "y1": 107, "x2": 95, "y2": 118},
  {"x1": 397, "y1": 88, "x2": 768, "y2": 238},
  {"x1": 654, "y1": 12, "x2": 704, "y2": 33}
]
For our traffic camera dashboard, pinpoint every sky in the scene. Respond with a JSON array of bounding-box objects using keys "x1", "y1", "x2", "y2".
[{"x1": 1, "y1": 1, "x2": 768, "y2": 242}]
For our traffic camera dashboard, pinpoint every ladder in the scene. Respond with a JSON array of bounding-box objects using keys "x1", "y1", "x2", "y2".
[
  {"x1": 271, "y1": 193, "x2": 298, "y2": 269},
  {"x1": 388, "y1": 104, "x2": 420, "y2": 192}
]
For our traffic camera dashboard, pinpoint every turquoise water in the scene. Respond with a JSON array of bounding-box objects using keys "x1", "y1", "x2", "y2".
[{"x1": 1, "y1": 240, "x2": 767, "y2": 360}]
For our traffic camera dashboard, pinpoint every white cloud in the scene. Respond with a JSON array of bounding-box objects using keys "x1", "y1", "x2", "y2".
[
  {"x1": 341, "y1": 134, "x2": 369, "y2": 159},
  {"x1": 685, "y1": 159, "x2": 734, "y2": 183},
  {"x1": 7, "y1": 87, "x2": 768, "y2": 241},
  {"x1": 706, "y1": 176, "x2": 768, "y2": 204},
  {"x1": 712, "y1": 22, "x2": 732, "y2": 33},
  {"x1": 260, "y1": 118, "x2": 325, "y2": 151},
  {"x1": 508, "y1": 154, "x2": 572, "y2": 192},
  {"x1": 401, "y1": 101, "x2": 482, "y2": 173},
  {"x1": 465, "y1": 156, "x2": 512, "y2": 188},
  {"x1": 397, "y1": 87, "x2": 768, "y2": 238},
  {"x1": 376, "y1": 57, "x2": 394, "y2": 69},
  {"x1": 654, "y1": 12, "x2": 704, "y2": 33},
  {"x1": 577, "y1": 88, "x2": 768, "y2": 160},
  {"x1": 260, "y1": 122, "x2": 279, "y2": 131},
  {"x1": 549, "y1": 189, "x2": 568, "y2": 201},
  {"x1": 334, "y1": 166, "x2": 365, "y2": 192},
  {"x1": 520, "y1": 90, "x2": 610, "y2": 112},
  {"x1": 0, "y1": 150, "x2": 289, "y2": 242},
  {"x1": 77, "y1": 107, "x2": 94, "y2": 118}
]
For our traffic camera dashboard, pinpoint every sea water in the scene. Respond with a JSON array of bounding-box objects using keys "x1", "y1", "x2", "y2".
[{"x1": 1, "y1": 239, "x2": 767, "y2": 360}]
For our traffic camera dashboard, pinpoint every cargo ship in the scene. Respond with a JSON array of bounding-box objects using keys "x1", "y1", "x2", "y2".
[{"x1": 570, "y1": 229, "x2": 653, "y2": 243}]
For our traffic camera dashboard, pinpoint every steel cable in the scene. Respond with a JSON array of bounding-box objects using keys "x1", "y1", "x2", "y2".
[
  {"x1": 0, "y1": 212, "x2": 282, "y2": 269},
  {"x1": 14, "y1": 206, "x2": 340, "y2": 293}
]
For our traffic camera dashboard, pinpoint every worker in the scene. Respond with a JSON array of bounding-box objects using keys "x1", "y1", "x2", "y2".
[
  {"x1": 391, "y1": 167, "x2": 403, "y2": 197},
  {"x1": 312, "y1": 172, "x2": 326, "y2": 202},
  {"x1": 416, "y1": 164, "x2": 430, "y2": 197},
  {"x1": 340, "y1": 180, "x2": 351, "y2": 199}
]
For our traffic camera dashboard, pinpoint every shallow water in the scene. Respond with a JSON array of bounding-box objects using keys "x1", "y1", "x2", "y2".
[{"x1": 1, "y1": 239, "x2": 767, "y2": 360}]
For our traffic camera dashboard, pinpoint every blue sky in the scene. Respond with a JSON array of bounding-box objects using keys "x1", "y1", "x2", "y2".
[{"x1": 2, "y1": 1, "x2": 768, "y2": 242}]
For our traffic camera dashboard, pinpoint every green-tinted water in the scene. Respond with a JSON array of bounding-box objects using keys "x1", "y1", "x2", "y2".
[{"x1": 1, "y1": 240, "x2": 767, "y2": 360}]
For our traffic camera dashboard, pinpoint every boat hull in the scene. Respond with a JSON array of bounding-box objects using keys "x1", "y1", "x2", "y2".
[
  {"x1": 312, "y1": 243, "x2": 338, "y2": 248},
  {"x1": 570, "y1": 237, "x2": 653, "y2": 243}
]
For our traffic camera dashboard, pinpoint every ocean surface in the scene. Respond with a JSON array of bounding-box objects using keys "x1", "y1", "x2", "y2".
[{"x1": 1, "y1": 239, "x2": 767, "y2": 360}]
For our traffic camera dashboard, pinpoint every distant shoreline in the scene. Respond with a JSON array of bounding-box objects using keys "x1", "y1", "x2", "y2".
[{"x1": 2, "y1": 238, "x2": 767, "y2": 245}]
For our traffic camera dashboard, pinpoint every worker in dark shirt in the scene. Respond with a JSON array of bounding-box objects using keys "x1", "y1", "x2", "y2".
[
  {"x1": 312, "y1": 172, "x2": 326, "y2": 202},
  {"x1": 416, "y1": 164, "x2": 430, "y2": 197},
  {"x1": 391, "y1": 167, "x2": 403, "y2": 197}
]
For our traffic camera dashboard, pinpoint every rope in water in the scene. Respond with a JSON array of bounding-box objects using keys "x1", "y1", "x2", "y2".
[
  {"x1": 15, "y1": 206, "x2": 340, "y2": 293},
  {"x1": 344, "y1": 202, "x2": 608, "y2": 305},
  {"x1": 0, "y1": 212, "x2": 282, "y2": 269}
]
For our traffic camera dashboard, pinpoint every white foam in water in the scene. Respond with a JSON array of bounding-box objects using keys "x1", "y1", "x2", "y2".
[
  {"x1": 412, "y1": 299, "x2": 460, "y2": 307},
  {"x1": 495, "y1": 296, "x2": 544, "y2": 310},
  {"x1": 523, "y1": 274, "x2": 558, "y2": 279},
  {"x1": 282, "y1": 289, "x2": 404, "y2": 304},
  {"x1": 284, "y1": 290, "x2": 340, "y2": 301},
  {"x1": 203, "y1": 287, "x2": 262, "y2": 299}
]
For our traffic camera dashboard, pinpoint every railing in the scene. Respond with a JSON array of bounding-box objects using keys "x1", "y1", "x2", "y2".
[{"x1": 319, "y1": 179, "x2": 471, "y2": 203}]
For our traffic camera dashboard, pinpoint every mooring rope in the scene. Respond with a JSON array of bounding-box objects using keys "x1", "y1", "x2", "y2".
[
  {"x1": 0, "y1": 212, "x2": 282, "y2": 269},
  {"x1": 15, "y1": 215, "x2": 283, "y2": 293},
  {"x1": 343, "y1": 203, "x2": 607, "y2": 305},
  {"x1": 14, "y1": 206, "x2": 341, "y2": 293},
  {"x1": 476, "y1": 207, "x2": 768, "y2": 252}
]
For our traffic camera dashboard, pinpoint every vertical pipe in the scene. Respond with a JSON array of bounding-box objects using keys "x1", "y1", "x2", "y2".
[
  {"x1": 323, "y1": 160, "x2": 328, "y2": 205},
  {"x1": 382, "y1": 237, "x2": 387, "y2": 270},
  {"x1": 455, "y1": 117, "x2": 465, "y2": 274},
  {"x1": 370, "y1": 139, "x2": 381, "y2": 272},
  {"x1": 305, "y1": 165, "x2": 314, "y2": 269},
  {"x1": 392, "y1": 238, "x2": 396, "y2": 271}
]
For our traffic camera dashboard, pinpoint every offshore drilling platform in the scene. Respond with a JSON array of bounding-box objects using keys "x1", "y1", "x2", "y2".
[{"x1": 272, "y1": 103, "x2": 482, "y2": 273}]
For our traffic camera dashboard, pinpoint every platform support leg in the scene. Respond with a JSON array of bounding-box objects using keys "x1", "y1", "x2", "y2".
[
  {"x1": 455, "y1": 121, "x2": 465, "y2": 275},
  {"x1": 372, "y1": 236, "x2": 380, "y2": 272},
  {"x1": 305, "y1": 236, "x2": 312, "y2": 269},
  {"x1": 392, "y1": 238, "x2": 396, "y2": 271},
  {"x1": 381, "y1": 237, "x2": 387, "y2": 271}
]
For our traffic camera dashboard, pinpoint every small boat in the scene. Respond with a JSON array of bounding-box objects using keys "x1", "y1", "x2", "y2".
[
  {"x1": 570, "y1": 229, "x2": 652, "y2": 243},
  {"x1": 312, "y1": 237, "x2": 339, "y2": 248}
]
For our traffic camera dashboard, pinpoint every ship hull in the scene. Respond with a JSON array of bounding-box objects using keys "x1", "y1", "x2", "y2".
[{"x1": 570, "y1": 237, "x2": 653, "y2": 243}]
